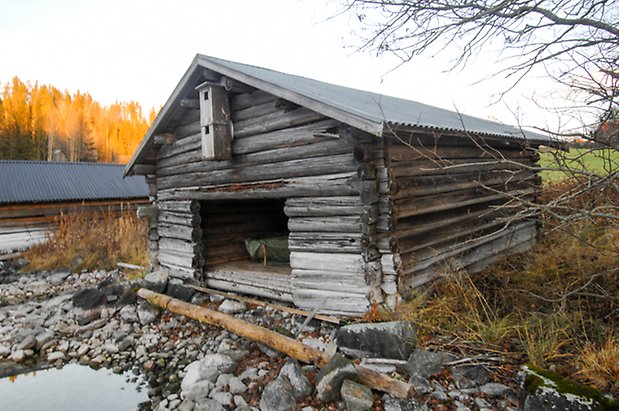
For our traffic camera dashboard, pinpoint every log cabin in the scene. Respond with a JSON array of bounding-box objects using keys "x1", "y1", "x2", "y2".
[
  {"x1": 0, "y1": 161, "x2": 148, "y2": 252},
  {"x1": 125, "y1": 55, "x2": 553, "y2": 315}
]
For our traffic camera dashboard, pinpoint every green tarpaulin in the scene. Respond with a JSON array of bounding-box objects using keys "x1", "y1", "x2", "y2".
[{"x1": 244, "y1": 236, "x2": 290, "y2": 263}]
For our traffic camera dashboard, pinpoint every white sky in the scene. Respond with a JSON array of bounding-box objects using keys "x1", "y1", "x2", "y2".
[{"x1": 0, "y1": 0, "x2": 567, "y2": 132}]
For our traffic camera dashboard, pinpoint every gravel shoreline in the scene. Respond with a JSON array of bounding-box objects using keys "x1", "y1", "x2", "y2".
[{"x1": 2, "y1": 259, "x2": 607, "y2": 410}]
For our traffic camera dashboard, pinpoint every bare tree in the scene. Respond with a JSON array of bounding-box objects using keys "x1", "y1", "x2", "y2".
[{"x1": 339, "y1": 0, "x2": 618, "y2": 146}]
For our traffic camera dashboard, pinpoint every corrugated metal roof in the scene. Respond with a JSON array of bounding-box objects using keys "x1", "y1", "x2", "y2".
[
  {"x1": 0, "y1": 161, "x2": 148, "y2": 205},
  {"x1": 197, "y1": 55, "x2": 552, "y2": 142},
  {"x1": 126, "y1": 54, "x2": 553, "y2": 175}
]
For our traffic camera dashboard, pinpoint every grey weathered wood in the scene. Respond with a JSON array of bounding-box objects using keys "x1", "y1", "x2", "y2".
[
  {"x1": 157, "y1": 153, "x2": 358, "y2": 190},
  {"x1": 153, "y1": 133, "x2": 177, "y2": 145},
  {"x1": 159, "y1": 211, "x2": 201, "y2": 227},
  {"x1": 157, "y1": 172, "x2": 361, "y2": 201},
  {"x1": 137, "y1": 205, "x2": 159, "y2": 219},
  {"x1": 290, "y1": 252, "x2": 366, "y2": 273},
  {"x1": 199, "y1": 84, "x2": 232, "y2": 160},
  {"x1": 158, "y1": 200, "x2": 200, "y2": 214},
  {"x1": 157, "y1": 139, "x2": 353, "y2": 178},
  {"x1": 158, "y1": 223, "x2": 201, "y2": 242},
  {"x1": 288, "y1": 216, "x2": 362, "y2": 233},
  {"x1": 230, "y1": 89, "x2": 277, "y2": 111},
  {"x1": 234, "y1": 107, "x2": 324, "y2": 138},
  {"x1": 132, "y1": 164, "x2": 156, "y2": 175}
]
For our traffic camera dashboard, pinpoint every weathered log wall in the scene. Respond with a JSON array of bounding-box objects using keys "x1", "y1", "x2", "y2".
[
  {"x1": 377, "y1": 131, "x2": 541, "y2": 298},
  {"x1": 151, "y1": 89, "x2": 376, "y2": 314}
]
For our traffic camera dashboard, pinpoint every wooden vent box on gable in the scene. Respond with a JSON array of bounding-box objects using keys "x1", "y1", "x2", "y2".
[{"x1": 197, "y1": 83, "x2": 233, "y2": 160}]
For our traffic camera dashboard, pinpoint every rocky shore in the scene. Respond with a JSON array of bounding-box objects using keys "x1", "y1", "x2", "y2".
[{"x1": 0, "y1": 260, "x2": 611, "y2": 410}]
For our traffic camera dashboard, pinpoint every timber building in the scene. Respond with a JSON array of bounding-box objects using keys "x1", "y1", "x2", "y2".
[
  {"x1": 125, "y1": 55, "x2": 552, "y2": 315},
  {"x1": 0, "y1": 161, "x2": 148, "y2": 252}
]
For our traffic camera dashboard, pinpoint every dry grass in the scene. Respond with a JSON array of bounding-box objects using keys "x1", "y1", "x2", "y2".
[
  {"x1": 576, "y1": 337, "x2": 619, "y2": 393},
  {"x1": 23, "y1": 209, "x2": 148, "y2": 272},
  {"x1": 396, "y1": 181, "x2": 618, "y2": 395}
]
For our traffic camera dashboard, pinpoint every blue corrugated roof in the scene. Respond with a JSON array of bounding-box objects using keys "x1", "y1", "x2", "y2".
[{"x1": 0, "y1": 161, "x2": 148, "y2": 205}]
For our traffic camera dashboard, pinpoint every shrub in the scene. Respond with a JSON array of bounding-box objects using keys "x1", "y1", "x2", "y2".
[{"x1": 23, "y1": 208, "x2": 148, "y2": 272}]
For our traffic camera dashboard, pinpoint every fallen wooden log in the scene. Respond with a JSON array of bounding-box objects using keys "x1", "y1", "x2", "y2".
[
  {"x1": 189, "y1": 284, "x2": 340, "y2": 324},
  {"x1": 137, "y1": 288, "x2": 412, "y2": 399}
]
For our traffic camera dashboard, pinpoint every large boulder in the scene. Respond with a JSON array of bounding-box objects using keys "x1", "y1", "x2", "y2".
[
  {"x1": 278, "y1": 359, "x2": 312, "y2": 399},
  {"x1": 259, "y1": 376, "x2": 297, "y2": 411},
  {"x1": 341, "y1": 379, "x2": 373, "y2": 411},
  {"x1": 405, "y1": 349, "x2": 457, "y2": 379},
  {"x1": 337, "y1": 321, "x2": 416, "y2": 360},
  {"x1": 72, "y1": 288, "x2": 106, "y2": 310},
  {"x1": 522, "y1": 365, "x2": 618, "y2": 411},
  {"x1": 181, "y1": 354, "x2": 236, "y2": 392},
  {"x1": 167, "y1": 278, "x2": 195, "y2": 301},
  {"x1": 144, "y1": 270, "x2": 168, "y2": 293},
  {"x1": 316, "y1": 354, "x2": 359, "y2": 402}
]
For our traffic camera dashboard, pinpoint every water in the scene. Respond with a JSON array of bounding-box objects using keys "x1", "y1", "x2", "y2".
[{"x1": 0, "y1": 363, "x2": 149, "y2": 411}]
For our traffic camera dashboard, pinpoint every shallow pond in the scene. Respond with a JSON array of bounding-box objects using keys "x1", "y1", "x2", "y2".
[{"x1": 0, "y1": 363, "x2": 149, "y2": 410}]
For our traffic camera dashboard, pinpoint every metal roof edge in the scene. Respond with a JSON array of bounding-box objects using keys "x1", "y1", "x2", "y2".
[{"x1": 195, "y1": 54, "x2": 384, "y2": 136}]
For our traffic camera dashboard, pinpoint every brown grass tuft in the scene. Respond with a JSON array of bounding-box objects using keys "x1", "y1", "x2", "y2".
[
  {"x1": 396, "y1": 180, "x2": 618, "y2": 393},
  {"x1": 23, "y1": 209, "x2": 148, "y2": 272}
]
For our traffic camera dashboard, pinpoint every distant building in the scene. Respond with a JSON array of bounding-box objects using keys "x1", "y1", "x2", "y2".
[{"x1": 0, "y1": 161, "x2": 148, "y2": 252}]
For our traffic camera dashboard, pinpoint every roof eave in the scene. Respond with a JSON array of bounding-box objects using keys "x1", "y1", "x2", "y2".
[{"x1": 195, "y1": 55, "x2": 384, "y2": 136}]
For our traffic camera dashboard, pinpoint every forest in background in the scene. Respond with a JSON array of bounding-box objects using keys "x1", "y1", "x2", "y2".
[{"x1": 0, "y1": 77, "x2": 155, "y2": 163}]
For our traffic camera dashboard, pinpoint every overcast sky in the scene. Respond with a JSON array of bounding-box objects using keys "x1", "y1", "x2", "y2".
[{"x1": 0, "y1": 0, "x2": 564, "y2": 132}]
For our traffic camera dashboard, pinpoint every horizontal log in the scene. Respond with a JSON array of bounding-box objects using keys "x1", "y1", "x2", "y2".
[
  {"x1": 396, "y1": 218, "x2": 514, "y2": 255},
  {"x1": 389, "y1": 144, "x2": 538, "y2": 162},
  {"x1": 392, "y1": 172, "x2": 537, "y2": 198},
  {"x1": 158, "y1": 249, "x2": 202, "y2": 268},
  {"x1": 388, "y1": 131, "x2": 538, "y2": 150},
  {"x1": 231, "y1": 99, "x2": 286, "y2": 122},
  {"x1": 158, "y1": 261, "x2": 200, "y2": 280},
  {"x1": 159, "y1": 211, "x2": 201, "y2": 227},
  {"x1": 395, "y1": 207, "x2": 510, "y2": 240},
  {"x1": 390, "y1": 157, "x2": 536, "y2": 178},
  {"x1": 285, "y1": 196, "x2": 361, "y2": 207},
  {"x1": 132, "y1": 164, "x2": 156, "y2": 175},
  {"x1": 230, "y1": 90, "x2": 277, "y2": 111},
  {"x1": 401, "y1": 221, "x2": 536, "y2": 274},
  {"x1": 159, "y1": 237, "x2": 202, "y2": 255},
  {"x1": 290, "y1": 252, "x2": 365, "y2": 273},
  {"x1": 157, "y1": 153, "x2": 357, "y2": 190},
  {"x1": 234, "y1": 107, "x2": 324, "y2": 138},
  {"x1": 156, "y1": 172, "x2": 361, "y2": 201},
  {"x1": 153, "y1": 133, "x2": 177, "y2": 145},
  {"x1": 136, "y1": 205, "x2": 159, "y2": 219},
  {"x1": 401, "y1": 226, "x2": 537, "y2": 289},
  {"x1": 391, "y1": 187, "x2": 537, "y2": 220},
  {"x1": 158, "y1": 223, "x2": 201, "y2": 242},
  {"x1": 157, "y1": 138, "x2": 353, "y2": 178},
  {"x1": 174, "y1": 120, "x2": 201, "y2": 139},
  {"x1": 288, "y1": 216, "x2": 362, "y2": 233},
  {"x1": 158, "y1": 133, "x2": 201, "y2": 160},
  {"x1": 233, "y1": 119, "x2": 340, "y2": 155},
  {"x1": 158, "y1": 200, "x2": 199, "y2": 214},
  {"x1": 284, "y1": 205, "x2": 367, "y2": 217},
  {"x1": 289, "y1": 239, "x2": 363, "y2": 253}
]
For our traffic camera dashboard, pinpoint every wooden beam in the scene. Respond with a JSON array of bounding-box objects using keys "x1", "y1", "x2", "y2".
[
  {"x1": 132, "y1": 164, "x2": 156, "y2": 175},
  {"x1": 154, "y1": 133, "x2": 177, "y2": 145}
]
